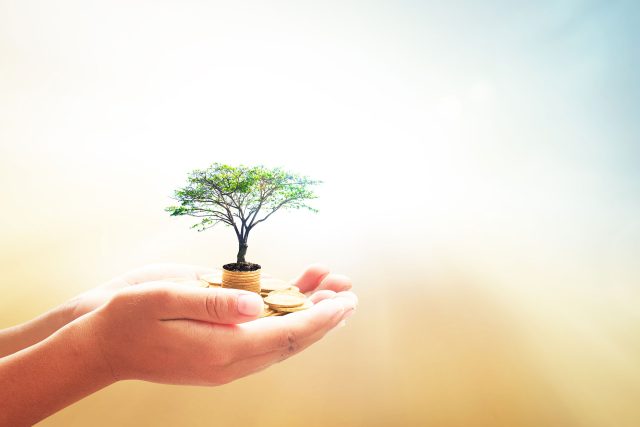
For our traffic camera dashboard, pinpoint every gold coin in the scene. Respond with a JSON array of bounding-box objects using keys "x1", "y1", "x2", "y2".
[
  {"x1": 200, "y1": 273, "x2": 223, "y2": 286},
  {"x1": 266, "y1": 288, "x2": 305, "y2": 296},
  {"x1": 264, "y1": 292, "x2": 306, "y2": 308},
  {"x1": 268, "y1": 288, "x2": 304, "y2": 296},
  {"x1": 276, "y1": 299, "x2": 313, "y2": 313},
  {"x1": 260, "y1": 278, "x2": 292, "y2": 292}
]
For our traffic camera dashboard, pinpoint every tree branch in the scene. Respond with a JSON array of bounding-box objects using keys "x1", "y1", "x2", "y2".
[{"x1": 249, "y1": 197, "x2": 296, "y2": 230}]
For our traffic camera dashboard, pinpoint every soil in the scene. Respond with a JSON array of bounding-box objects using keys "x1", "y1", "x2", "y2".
[{"x1": 223, "y1": 262, "x2": 261, "y2": 272}]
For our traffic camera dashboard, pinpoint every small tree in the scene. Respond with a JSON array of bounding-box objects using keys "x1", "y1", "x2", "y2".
[{"x1": 166, "y1": 163, "x2": 321, "y2": 265}]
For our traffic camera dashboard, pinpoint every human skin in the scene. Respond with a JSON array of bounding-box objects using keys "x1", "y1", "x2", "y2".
[{"x1": 0, "y1": 264, "x2": 356, "y2": 426}]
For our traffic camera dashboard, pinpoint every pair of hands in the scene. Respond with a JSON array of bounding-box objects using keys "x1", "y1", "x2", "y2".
[{"x1": 70, "y1": 264, "x2": 357, "y2": 386}]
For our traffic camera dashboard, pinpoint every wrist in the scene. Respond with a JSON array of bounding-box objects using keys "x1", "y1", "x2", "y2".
[
  {"x1": 60, "y1": 293, "x2": 87, "y2": 323},
  {"x1": 65, "y1": 312, "x2": 119, "y2": 388},
  {"x1": 55, "y1": 297, "x2": 80, "y2": 326},
  {"x1": 0, "y1": 300, "x2": 82, "y2": 358},
  {"x1": 0, "y1": 311, "x2": 117, "y2": 425}
]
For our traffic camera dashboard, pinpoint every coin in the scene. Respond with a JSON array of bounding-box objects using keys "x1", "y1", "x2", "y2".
[
  {"x1": 200, "y1": 272, "x2": 223, "y2": 286},
  {"x1": 276, "y1": 299, "x2": 314, "y2": 313},
  {"x1": 264, "y1": 291, "x2": 306, "y2": 308},
  {"x1": 270, "y1": 288, "x2": 303, "y2": 296},
  {"x1": 203, "y1": 271, "x2": 314, "y2": 316},
  {"x1": 260, "y1": 278, "x2": 292, "y2": 292}
]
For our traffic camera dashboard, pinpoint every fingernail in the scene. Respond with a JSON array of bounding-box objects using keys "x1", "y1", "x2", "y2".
[{"x1": 238, "y1": 294, "x2": 263, "y2": 316}]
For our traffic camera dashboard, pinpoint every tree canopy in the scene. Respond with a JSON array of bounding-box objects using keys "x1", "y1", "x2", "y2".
[{"x1": 166, "y1": 163, "x2": 321, "y2": 263}]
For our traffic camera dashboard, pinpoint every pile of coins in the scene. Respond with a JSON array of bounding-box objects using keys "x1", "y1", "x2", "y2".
[
  {"x1": 199, "y1": 273, "x2": 313, "y2": 317},
  {"x1": 221, "y1": 268, "x2": 261, "y2": 294}
]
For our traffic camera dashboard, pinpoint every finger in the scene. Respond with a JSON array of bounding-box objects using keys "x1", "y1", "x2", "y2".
[
  {"x1": 316, "y1": 273, "x2": 352, "y2": 293},
  {"x1": 333, "y1": 290, "x2": 359, "y2": 308},
  {"x1": 292, "y1": 264, "x2": 330, "y2": 293},
  {"x1": 139, "y1": 283, "x2": 264, "y2": 324},
  {"x1": 121, "y1": 264, "x2": 217, "y2": 285},
  {"x1": 309, "y1": 289, "x2": 336, "y2": 303},
  {"x1": 235, "y1": 296, "x2": 356, "y2": 356},
  {"x1": 216, "y1": 325, "x2": 332, "y2": 383},
  {"x1": 220, "y1": 298, "x2": 356, "y2": 379}
]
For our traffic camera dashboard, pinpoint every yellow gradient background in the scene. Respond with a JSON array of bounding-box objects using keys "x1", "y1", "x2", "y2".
[{"x1": 1, "y1": 1, "x2": 639, "y2": 426}]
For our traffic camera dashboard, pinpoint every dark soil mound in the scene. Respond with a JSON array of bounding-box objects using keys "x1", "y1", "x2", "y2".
[{"x1": 223, "y1": 262, "x2": 261, "y2": 272}]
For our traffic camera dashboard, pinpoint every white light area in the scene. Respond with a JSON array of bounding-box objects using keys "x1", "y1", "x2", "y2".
[{"x1": 0, "y1": 0, "x2": 637, "y2": 286}]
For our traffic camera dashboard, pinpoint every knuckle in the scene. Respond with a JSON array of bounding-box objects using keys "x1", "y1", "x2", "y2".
[
  {"x1": 106, "y1": 290, "x2": 132, "y2": 310},
  {"x1": 103, "y1": 290, "x2": 143, "y2": 322},
  {"x1": 278, "y1": 327, "x2": 299, "y2": 356},
  {"x1": 149, "y1": 288, "x2": 173, "y2": 306},
  {"x1": 205, "y1": 292, "x2": 221, "y2": 320}
]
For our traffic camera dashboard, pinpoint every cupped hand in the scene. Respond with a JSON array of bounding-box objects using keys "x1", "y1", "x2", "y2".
[
  {"x1": 68, "y1": 263, "x2": 352, "y2": 320},
  {"x1": 82, "y1": 267, "x2": 357, "y2": 385}
]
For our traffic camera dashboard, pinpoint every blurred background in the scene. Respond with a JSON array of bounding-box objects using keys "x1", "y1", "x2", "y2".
[{"x1": 1, "y1": 0, "x2": 639, "y2": 425}]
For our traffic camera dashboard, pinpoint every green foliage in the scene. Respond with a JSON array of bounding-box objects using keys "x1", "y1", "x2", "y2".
[{"x1": 166, "y1": 163, "x2": 321, "y2": 244}]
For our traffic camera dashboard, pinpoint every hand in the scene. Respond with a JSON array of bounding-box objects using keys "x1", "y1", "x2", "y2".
[
  {"x1": 0, "y1": 264, "x2": 356, "y2": 426},
  {"x1": 1, "y1": 264, "x2": 216, "y2": 359},
  {"x1": 1, "y1": 263, "x2": 352, "y2": 359},
  {"x1": 65, "y1": 263, "x2": 217, "y2": 320},
  {"x1": 81, "y1": 264, "x2": 357, "y2": 385},
  {"x1": 67, "y1": 263, "x2": 353, "y2": 320}
]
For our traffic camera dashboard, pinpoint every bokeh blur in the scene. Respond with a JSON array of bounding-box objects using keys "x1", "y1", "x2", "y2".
[{"x1": 1, "y1": 1, "x2": 639, "y2": 426}]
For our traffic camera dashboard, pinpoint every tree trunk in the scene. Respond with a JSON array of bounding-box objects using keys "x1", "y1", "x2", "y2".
[{"x1": 237, "y1": 242, "x2": 248, "y2": 264}]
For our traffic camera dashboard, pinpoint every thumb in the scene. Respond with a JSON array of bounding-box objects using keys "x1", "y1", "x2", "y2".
[{"x1": 141, "y1": 283, "x2": 264, "y2": 324}]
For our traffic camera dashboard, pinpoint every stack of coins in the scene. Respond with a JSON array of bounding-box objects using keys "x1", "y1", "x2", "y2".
[
  {"x1": 199, "y1": 272, "x2": 312, "y2": 317},
  {"x1": 221, "y1": 268, "x2": 261, "y2": 294}
]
